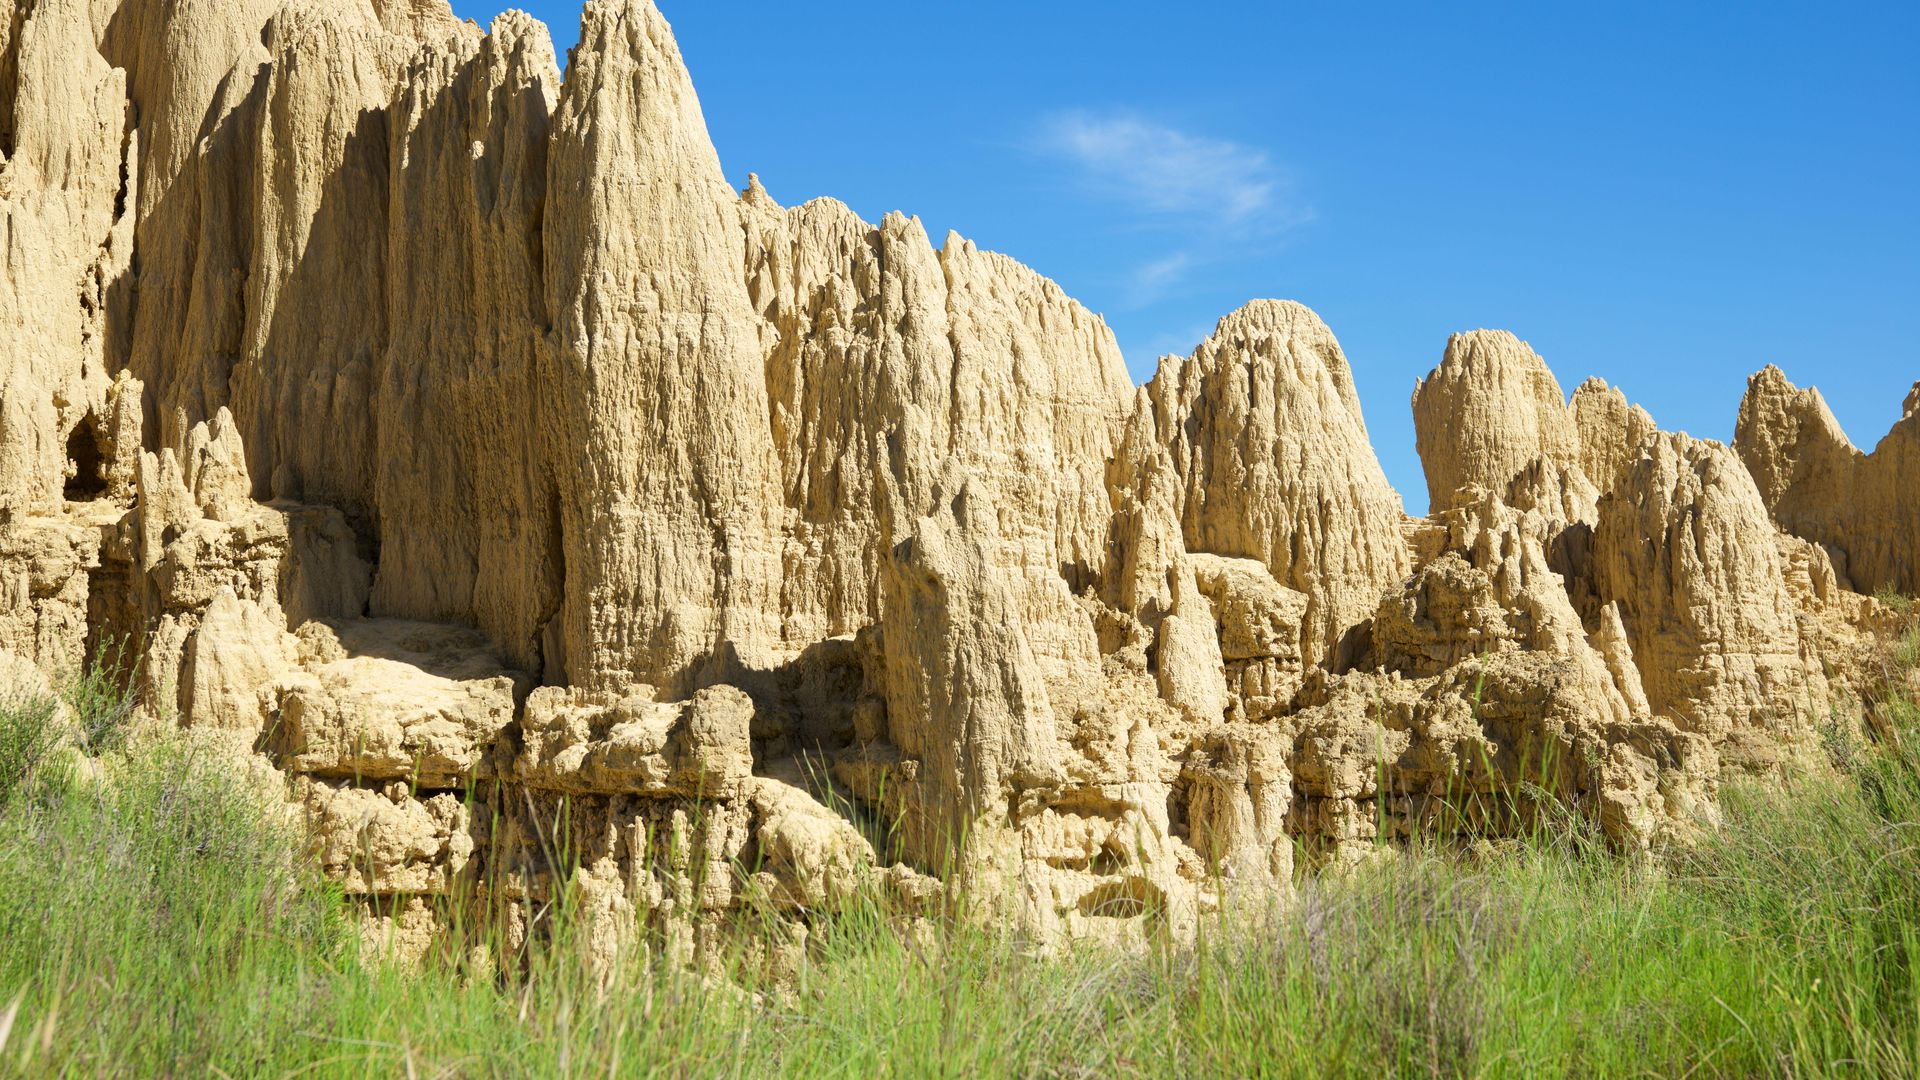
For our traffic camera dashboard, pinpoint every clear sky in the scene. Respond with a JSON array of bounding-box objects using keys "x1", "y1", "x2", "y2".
[{"x1": 450, "y1": 1, "x2": 1918, "y2": 511}]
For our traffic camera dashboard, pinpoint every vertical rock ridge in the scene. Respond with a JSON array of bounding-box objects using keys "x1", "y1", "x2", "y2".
[
  {"x1": 1570, "y1": 376, "x2": 1662, "y2": 498},
  {"x1": 1591, "y1": 432, "x2": 1829, "y2": 768},
  {"x1": 373, "y1": 12, "x2": 558, "y2": 671},
  {"x1": 0, "y1": 0, "x2": 133, "y2": 514},
  {"x1": 1413, "y1": 329, "x2": 1589, "y2": 515},
  {"x1": 542, "y1": 0, "x2": 783, "y2": 691}
]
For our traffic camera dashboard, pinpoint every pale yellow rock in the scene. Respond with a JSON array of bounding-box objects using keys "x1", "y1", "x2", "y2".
[
  {"x1": 372, "y1": 12, "x2": 560, "y2": 673},
  {"x1": 1413, "y1": 331, "x2": 1590, "y2": 515},
  {"x1": 740, "y1": 191, "x2": 1132, "y2": 659},
  {"x1": 1287, "y1": 651, "x2": 1716, "y2": 858},
  {"x1": 1593, "y1": 602, "x2": 1652, "y2": 717},
  {"x1": 1735, "y1": 365, "x2": 1920, "y2": 595},
  {"x1": 0, "y1": 517, "x2": 99, "y2": 672},
  {"x1": 542, "y1": 0, "x2": 785, "y2": 692},
  {"x1": 1154, "y1": 568, "x2": 1231, "y2": 728},
  {"x1": 515, "y1": 683, "x2": 753, "y2": 797},
  {"x1": 271, "y1": 619, "x2": 528, "y2": 788},
  {"x1": 743, "y1": 776, "x2": 876, "y2": 910},
  {"x1": 179, "y1": 586, "x2": 294, "y2": 733},
  {"x1": 1015, "y1": 792, "x2": 1203, "y2": 945},
  {"x1": 1180, "y1": 721, "x2": 1293, "y2": 890},
  {"x1": 1103, "y1": 446, "x2": 1231, "y2": 729},
  {"x1": 1591, "y1": 433, "x2": 1829, "y2": 769},
  {"x1": 1373, "y1": 551, "x2": 1517, "y2": 676},
  {"x1": 229, "y1": 4, "x2": 426, "y2": 517},
  {"x1": 116, "y1": 0, "x2": 276, "y2": 451},
  {"x1": 737, "y1": 183, "x2": 1129, "y2": 754},
  {"x1": 863, "y1": 470, "x2": 1063, "y2": 868},
  {"x1": 1570, "y1": 377, "x2": 1661, "y2": 497},
  {"x1": 1114, "y1": 300, "x2": 1411, "y2": 670},
  {"x1": 0, "y1": 0, "x2": 133, "y2": 515},
  {"x1": 1430, "y1": 489, "x2": 1614, "y2": 671},
  {"x1": 180, "y1": 407, "x2": 252, "y2": 523},
  {"x1": 277, "y1": 504, "x2": 373, "y2": 627},
  {"x1": 357, "y1": 896, "x2": 444, "y2": 968},
  {"x1": 297, "y1": 777, "x2": 474, "y2": 896},
  {"x1": 1188, "y1": 553, "x2": 1308, "y2": 720},
  {"x1": 118, "y1": 414, "x2": 303, "y2": 705},
  {"x1": 0, "y1": 0, "x2": 1908, "y2": 963},
  {"x1": 101, "y1": 371, "x2": 144, "y2": 501}
]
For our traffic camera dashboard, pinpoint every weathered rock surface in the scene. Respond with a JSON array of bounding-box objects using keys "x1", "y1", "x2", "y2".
[
  {"x1": 1590, "y1": 433, "x2": 1832, "y2": 770},
  {"x1": 0, "y1": 0, "x2": 1908, "y2": 969},
  {"x1": 1413, "y1": 330, "x2": 1591, "y2": 516},
  {"x1": 514, "y1": 683, "x2": 753, "y2": 797},
  {"x1": 1735, "y1": 365, "x2": 1920, "y2": 596},
  {"x1": 271, "y1": 619, "x2": 529, "y2": 787},
  {"x1": 544, "y1": 0, "x2": 785, "y2": 693},
  {"x1": 1571, "y1": 377, "x2": 1662, "y2": 497},
  {"x1": 1110, "y1": 300, "x2": 1411, "y2": 671}
]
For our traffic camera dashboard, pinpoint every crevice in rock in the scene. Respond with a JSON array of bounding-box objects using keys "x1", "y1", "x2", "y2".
[{"x1": 0, "y1": 0, "x2": 31, "y2": 160}]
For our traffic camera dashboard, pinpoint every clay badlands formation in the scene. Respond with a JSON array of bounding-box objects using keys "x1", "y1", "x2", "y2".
[{"x1": 1, "y1": 0, "x2": 1915, "y2": 963}]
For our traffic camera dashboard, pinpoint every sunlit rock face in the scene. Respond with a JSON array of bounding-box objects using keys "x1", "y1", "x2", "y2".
[
  {"x1": 0, "y1": 0, "x2": 1903, "y2": 965},
  {"x1": 1734, "y1": 364, "x2": 1920, "y2": 598}
]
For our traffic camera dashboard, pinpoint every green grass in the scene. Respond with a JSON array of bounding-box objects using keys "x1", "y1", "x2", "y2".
[
  {"x1": 2, "y1": 666, "x2": 1920, "y2": 1077},
  {"x1": 1894, "y1": 625, "x2": 1920, "y2": 675}
]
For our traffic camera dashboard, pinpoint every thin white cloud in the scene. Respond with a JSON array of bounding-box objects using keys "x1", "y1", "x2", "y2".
[
  {"x1": 1130, "y1": 251, "x2": 1193, "y2": 294},
  {"x1": 1035, "y1": 110, "x2": 1291, "y2": 226},
  {"x1": 1032, "y1": 110, "x2": 1306, "y2": 300}
]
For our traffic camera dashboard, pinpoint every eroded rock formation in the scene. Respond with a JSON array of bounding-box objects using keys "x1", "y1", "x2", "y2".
[
  {"x1": 1735, "y1": 365, "x2": 1920, "y2": 597},
  {"x1": 0, "y1": 0, "x2": 1909, "y2": 967}
]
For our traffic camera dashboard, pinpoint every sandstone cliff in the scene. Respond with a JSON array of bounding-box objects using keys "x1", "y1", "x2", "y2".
[
  {"x1": 0, "y1": 0, "x2": 1908, "y2": 965},
  {"x1": 1734, "y1": 365, "x2": 1920, "y2": 597}
]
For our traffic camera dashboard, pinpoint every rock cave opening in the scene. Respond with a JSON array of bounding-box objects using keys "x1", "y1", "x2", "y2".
[
  {"x1": 1077, "y1": 877, "x2": 1165, "y2": 920},
  {"x1": 63, "y1": 414, "x2": 106, "y2": 502}
]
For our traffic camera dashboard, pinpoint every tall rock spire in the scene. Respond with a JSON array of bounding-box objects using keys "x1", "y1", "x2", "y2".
[{"x1": 542, "y1": 0, "x2": 785, "y2": 690}]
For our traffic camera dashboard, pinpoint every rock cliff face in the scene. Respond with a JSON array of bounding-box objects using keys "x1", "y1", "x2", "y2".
[
  {"x1": 1734, "y1": 366, "x2": 1920, "y2": 597},
  {"x1": 0, "y1": 0, "x2": 1908, "y2": 964}
]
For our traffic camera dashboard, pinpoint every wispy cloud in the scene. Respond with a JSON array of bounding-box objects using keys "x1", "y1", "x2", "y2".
[
  {"x1": 1130, "y1": 252, "x2": 1193, "y2": 294},
  {"x1": 1037, "y1": 111, "x2": 1285, "y2": 224},
  {"x1": 1031, "y1": 110, "x2": 1307, "y2": 300}
]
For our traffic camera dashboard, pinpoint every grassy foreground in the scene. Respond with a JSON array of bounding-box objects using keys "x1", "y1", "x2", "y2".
[{"x1": 0, "y1": 628, "x2": 1918, "y2": 1078}]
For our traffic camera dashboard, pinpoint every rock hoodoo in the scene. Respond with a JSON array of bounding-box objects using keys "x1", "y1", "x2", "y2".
[{"x1": 0, "y1": 0, "x2": 1908, "y2": 965}]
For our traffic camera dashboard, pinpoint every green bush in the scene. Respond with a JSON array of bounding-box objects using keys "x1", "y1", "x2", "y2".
[{"x1": 0, "y1": 732, "x2": 355, "y2": 1075}]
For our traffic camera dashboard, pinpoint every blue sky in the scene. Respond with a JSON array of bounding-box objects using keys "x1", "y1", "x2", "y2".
[{"x1": 451, "y1": 1, "x2": 1918, "y2": 511}]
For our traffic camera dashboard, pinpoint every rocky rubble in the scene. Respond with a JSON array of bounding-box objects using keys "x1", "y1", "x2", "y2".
[{"x1": 0, "y1": 0, "x2": 1909, "y2": 968}]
